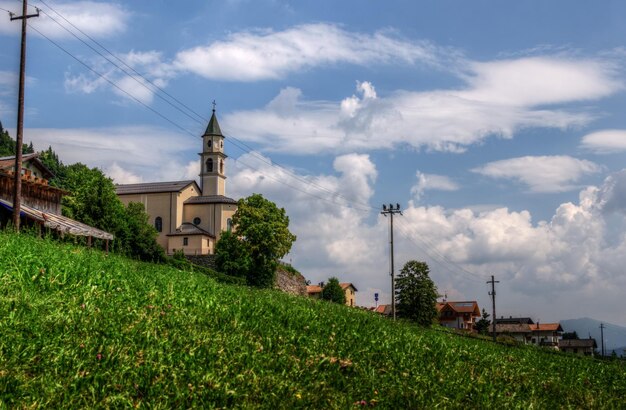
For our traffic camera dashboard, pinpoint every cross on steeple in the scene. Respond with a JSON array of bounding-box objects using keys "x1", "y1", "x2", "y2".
[{"x1": 212, "y1": 100, "x2": 216, "y2": 113}]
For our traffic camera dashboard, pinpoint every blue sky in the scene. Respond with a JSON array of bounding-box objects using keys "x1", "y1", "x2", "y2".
[{"x1": 2, "y1": 0, "x2": 626, "y2": 326}]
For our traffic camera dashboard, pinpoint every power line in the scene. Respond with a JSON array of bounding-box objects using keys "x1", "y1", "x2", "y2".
[
  {"x1": 394, "y1": 215, "x2": 486, "y2": 282},
  {"x1": 28, "y1": 0, "x2": 380, "y2": 212}
]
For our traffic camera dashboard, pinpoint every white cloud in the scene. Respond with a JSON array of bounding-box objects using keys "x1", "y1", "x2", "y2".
[
  {"x1": 24, "y1": 126, "x2": 197, "y2": 182},
  {"x1": 64, "y1": 50, "x2": 174, "y2": 104},
  {"x1": 0, "y1": 1, "x2": 128, "y2": 39},
  {"x1": 580, "y1": 129, "x2": 626, "y2": 153},
  {"x1": 472, "y1": 155, "x2": 603, "y2": 193},
  {"x1": 223, "y1": 55, "x2": 619, "y2": 154},
  {"x1": 173, "y1": 24, "x2": 441, "y2": 81},
  {"x1": 462, "y1": 57, "x2": 621, "y2": 106},
  {"x1": 411, "y1": 170, "x2": 459, "y2": 200},
  {"x1": 106, "y1": 162, "x2": 143, "y2": 184}
]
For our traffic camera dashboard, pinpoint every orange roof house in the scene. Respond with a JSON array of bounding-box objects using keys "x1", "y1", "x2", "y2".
[
  {"x1": 306, "y1": 282, "x2": 358, "y2": 307},
  {"x1": 437, "y1": 301, "x2": 481, "y2": 331}
]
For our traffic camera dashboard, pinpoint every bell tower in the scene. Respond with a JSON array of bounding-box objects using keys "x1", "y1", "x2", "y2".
[{"x1": 200, "y1": 103, "x2": 227, "y2": 196}]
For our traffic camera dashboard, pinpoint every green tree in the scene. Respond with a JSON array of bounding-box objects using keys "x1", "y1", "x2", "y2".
[
  {"x1": 215, "y1": 230, "x2": 250, "y2": 279},
  {"x1": 562, "y1": 331, "x2": 579, "y2": 340},
  {"x1": 474, "y1": 308, "x2": 491, "y2": 335},
  {"x1": 321, "y1": 277, "x2": 346, "y2": 304},
  {"x1": 125, "y1": 202, "x2": 165, "y2": 262},
  {"x1": 216, "y1": 193, "x2": 296, "y2": 287},
  {"x1": 395, "y1": 260, "x2": 438, "y2": 326},
  {"x1": 0, "y1": 121, "x2": 35, "y2": 156}
]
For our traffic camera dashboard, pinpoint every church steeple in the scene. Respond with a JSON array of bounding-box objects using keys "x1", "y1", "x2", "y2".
[{"x1": 199, "y1": 103, "x2": 227, "y2": 196}]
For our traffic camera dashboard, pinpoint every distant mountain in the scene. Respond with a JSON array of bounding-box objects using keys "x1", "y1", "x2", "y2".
[{"x1": 560, "y1": 318, "x2": 626, "y2": 356}]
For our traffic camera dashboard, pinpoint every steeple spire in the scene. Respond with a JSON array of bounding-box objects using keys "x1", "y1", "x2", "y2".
[{"x1": 203, "y1": 101, "x2": 223, "y2": 137}]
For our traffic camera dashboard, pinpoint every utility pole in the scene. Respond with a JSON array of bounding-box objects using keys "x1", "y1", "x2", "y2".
[
  {"x1": 600, "y1": 323, "x2": 605, "y2": 357},
  {"x1": 381, "y1": 203, "x2": 401, "y2": 321},
  {"x1": 10, "y1": 0, "x2": 39, "y2": 231},
  {"x1": 487, "y1": 275, "x2": 499, "y2": 342}
]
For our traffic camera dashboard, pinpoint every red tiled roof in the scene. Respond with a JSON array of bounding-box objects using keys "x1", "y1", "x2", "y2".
[
  {"x1": 438, "y1": 301, "x2": 480, "y2": 315},
  {"x1": 306, "y1": 285, "x2": 322, "y2": 294},
  {"x1": 530, "y1": 323, "x2": 563, "y2": 332}
]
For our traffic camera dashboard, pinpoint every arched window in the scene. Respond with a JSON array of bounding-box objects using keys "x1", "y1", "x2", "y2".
[
  {"x1": 227, "y1": 218, "x2": 232, "y2": 232},
  {"x1": 155, "y1": 216, "x2": 162, "y2": 233},
  {"x1": 220, "y1": 140, "x2": 223, "y2": 149},
  {"x1": 220, "y1": 160, "x2": 224, "y2": 174},
  {"x1": 207, "y1": 139, "x2": 212, "y2": 148},
  {"x1": 206, "y1": 158, "x2": 213, "y2": 172}
]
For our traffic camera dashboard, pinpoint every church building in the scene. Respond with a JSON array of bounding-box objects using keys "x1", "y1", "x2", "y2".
[{"x1": 116, "y1": 109, "x2": 237, "y2": 255}]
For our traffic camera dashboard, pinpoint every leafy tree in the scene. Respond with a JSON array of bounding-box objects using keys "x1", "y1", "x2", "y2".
[
  {"x1": 125, "y1": 202, "x2": 165, "y2": 262},
  {"x1": 215, "y1": 230, "x2": 250, "y2": 279},
  {"x1": 321, "y1": 277, "x2": 346, "y2": 304},
  {"x1": 215, "y1": 193, "x2": 296, "y2": 287},
  {"x1": 474, "y1": 308, "x2": 491, "y2": 335},
  {"x1": 562, "y1": 331, "x2": 579, "y2": 340},
  {"x1": 395, "y1": 260, "x2": 438, "y2": 326}
]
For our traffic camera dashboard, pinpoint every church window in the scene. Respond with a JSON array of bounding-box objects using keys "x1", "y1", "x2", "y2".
[
  {"x1": 206, "y1": 158, "x2": 213, "y2": 172},
  {"x1": 155, "y1": 217, "x2": 162, "y2": 232},
  {"x1": 183, "y1": 237, "x2": 189, "y2": 246},
  {"x1": 207, "y1": 139, "x2": 212, "y2": 148},
  {"x1": 221, "y1": 140, "x2": 223, "y2": 148},
  {"x1": 193, "y1": 217, "x2": 201, "y2": 225},
  {"x1": 227, "y1": 218, "x2": 232, "y2": 232},
  {"x1": 220, "y1": 160, "x2": 224, "y2": 174}
]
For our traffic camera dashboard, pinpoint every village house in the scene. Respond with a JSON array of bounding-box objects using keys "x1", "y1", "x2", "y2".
[
  {"x1": 0, "y1": 153, "x2": 113, "y2": 244},
  {"x1": 436, "y1": 301, "x2": 481, "y2": 331},
  {"x1": 116, "y1": 109, "x2": 237, "y2": 256},
  {"x1": 306, "y1": 282, "x2": 358, "y2": 307},
  {"x1": 558, "y1": 338, "x2": 597, "y2": 356},
  {"x1": 494, "y1": 317, "x2": 563, "y2": 347}
]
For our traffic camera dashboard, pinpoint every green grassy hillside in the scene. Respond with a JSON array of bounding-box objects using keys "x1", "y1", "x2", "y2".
[{"x1": 0, "y1": 232, "x2": 625, "y2": 408}]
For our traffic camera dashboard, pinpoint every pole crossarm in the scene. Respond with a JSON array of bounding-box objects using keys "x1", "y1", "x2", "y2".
[{"x1": 381, "y1": 203, "x2": 402, "y2": 321}]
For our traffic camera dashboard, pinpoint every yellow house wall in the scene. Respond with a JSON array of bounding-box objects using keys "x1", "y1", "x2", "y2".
[
  {"x1": 344, "y1": 286, "x2": 357, "y2": 307},
  {"x1": 175, "y1": 185, "x2": 200, "y2": 230},
  {"x1": 216, "y1": 204, "x2": 237, "y2": 241},
  {"x1": 118, "y1": 192, "x2": 172, "y2": 251},
  {"x1": 168, "y1": 235, "x2": 213, "y2": 255},
  {"x1": 183, "y1": 203, "x2": 216, "y2": 233}
]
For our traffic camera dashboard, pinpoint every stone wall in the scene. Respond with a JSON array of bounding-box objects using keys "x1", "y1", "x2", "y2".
[
  {"x1": 185, "y1": 254, "x2": 217, "y2": 270},
  {"x1": 275, "y1": 268, "x2": 307, "y2": 296}
]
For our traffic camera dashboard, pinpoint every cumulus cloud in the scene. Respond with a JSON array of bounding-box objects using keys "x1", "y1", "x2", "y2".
[
  {"x1": 580, "y1": 129, "x2": 626, "y2": 153},
  {"x1": 472, "y1": 155, "x2": 603, "y2": 193},
  {"x1": 411, "y1": 170, "x2": 459, "y2": 201},
  {"x1": 0, "y1": 1, "x2": 128, "y2": 39},
  {"x1": 223, "y1": 56, "x2": 619, "y2": 154},
  {"x1": 173, "y1": 24, "x2": 441, "y2": 81}
]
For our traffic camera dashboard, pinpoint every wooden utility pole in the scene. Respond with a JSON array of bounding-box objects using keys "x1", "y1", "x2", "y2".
[
  {"x1": 600, "y1": 323, "x2": 605, "y2": 357},
  {"x1": 487, "y1": 275, "x2": 499, "y2": 342},
  {"x1": 381, "y1": 203, "x2": 402, "y2": 320},
  {"x1": 10, "y1": 0, "x2": 39, "y2": 231}
]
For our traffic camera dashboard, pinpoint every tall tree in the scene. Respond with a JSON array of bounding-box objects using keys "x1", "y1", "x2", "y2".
[
  {"x1": 214, "y1": 230, "x2": 250, "y2": 279},
  {"x1": 215, "y1": 193, "x2": 296, "y2": 287},
  {"x1": 395, "y1": 260, "x2": 438, "y2": 326},
  {"x1": 474, "y1": 309, "x2": 491, "y2": 335},
  {"x1": 321, "y1": 277, "x2": 346, "y2": 304}
]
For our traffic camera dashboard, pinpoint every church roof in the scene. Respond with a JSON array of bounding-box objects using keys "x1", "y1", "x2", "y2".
[
  {"x1": 203, "y1": 110, "x2": 223, "y2": 137},
  {"x1": 166, "y1": 222, "x2": 215, "y2": 237},
  {"x1": 116, "y1": 180, "x2": 199, "y2": 195},
  {"x1": 185, "y1": 195, "x2": 237, "y2": 205}
]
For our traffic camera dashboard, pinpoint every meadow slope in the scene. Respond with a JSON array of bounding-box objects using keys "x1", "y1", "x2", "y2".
[{"x1": 0, "y1": 232, "x2": 625, "y2": 408}]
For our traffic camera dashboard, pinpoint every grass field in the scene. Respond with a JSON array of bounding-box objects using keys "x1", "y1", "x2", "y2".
[{"x1": 0, "y1": 232, "x2": 625, "y2": 408}]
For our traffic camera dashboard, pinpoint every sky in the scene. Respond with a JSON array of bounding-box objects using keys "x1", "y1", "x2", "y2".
[{"x1": 1, "y1": 0, "x2": 626, "y2": 326}]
